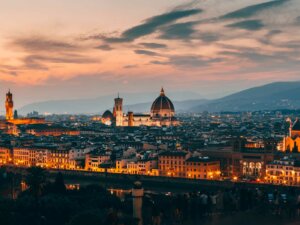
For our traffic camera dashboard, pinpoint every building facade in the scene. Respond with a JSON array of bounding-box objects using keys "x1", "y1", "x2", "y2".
[
  {"x1": 265, "y1": 156, "x2": 300, "y2": 186},
  {"x1": 13, "y1": 146, "x2": 76, "y2": 169},
  {"x1": 85, "y1": 152, "x2": 111, "y2": 171},
  {"x1": 0, "y1": 146, "x2": 11, "y2": 165},
  {"x1": 283, "y1": 118, "x2": 300, "y2": 153},
  {"x1": 102, "y1": 88, "x2": 179, "y2": 127},
  {"x1": 185, "y1": 156, "x2": 221, "y2": 180},
  {"x1": 158, "y1": 151, "x2": 190, "y2": 177}
]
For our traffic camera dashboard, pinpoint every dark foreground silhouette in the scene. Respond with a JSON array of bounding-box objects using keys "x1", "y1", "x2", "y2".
[{"x1": 0, "y1": 167, "x2": 300, "y2": 225}]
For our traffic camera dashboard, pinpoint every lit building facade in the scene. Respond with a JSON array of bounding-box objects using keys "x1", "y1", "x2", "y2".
[
  {"x1": 283, "y1": 119, "x2": 300, "y2": 153},
  {"x1": 85, "y1": 153, "x2": 110, "y2": 171},
  {"x1": 158, "y1": 151, "x2": 190, "y2": 177},
  {"x1": 47, "y1": 148, "x2": 75, "y2": 169},
  {"x1": 14, "y1": 147, "x2": 32, "y2": 166},
  {"x1": 185, "y1": 156, "x2": 221, "y2": 180},
  {"x1": 126, "y1": 159, "x2": 158, "y2": 175},
  {"x1": 265, "y1": 156, "x2": 300, "y2": 186},
  {"x1": 13, "y1": 146, "x2": 76, "y2": 169},
  {"x1": 14, "y1": 147, "x2": 49, "y2": 167},
  {"x1": 0, "y1": 146, "x2": 11, "y2": 165}
]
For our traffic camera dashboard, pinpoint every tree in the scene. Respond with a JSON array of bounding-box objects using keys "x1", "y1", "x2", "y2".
[
  {"x1": 293, "y1": 142, "x2": 299, "y2": 153},
  {"x1": 110, "y1": 152, "x2": 117, "y2": 162},
  {"x1": 53, "y1": 172, "x2": 66, "y2": 195},
  {"x1": 286, "y1": 145, "x2": 291, "y2": 153},
  {"x1": 25, "y1": 167, "x2": 47, "y2": 198},
  {"x1": 68, "y1": 210, "x2": 104, "y2": 225}
]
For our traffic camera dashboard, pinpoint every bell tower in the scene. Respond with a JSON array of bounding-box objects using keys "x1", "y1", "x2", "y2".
[
  {"x1": 114, "y1": 94, "x2": 123, "y2": 126},
  {"x1": 5, "y1": 90, "x2": 14, "y2": 120}
]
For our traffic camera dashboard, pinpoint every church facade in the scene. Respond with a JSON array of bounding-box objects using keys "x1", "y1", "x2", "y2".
[
  {"x1": 101, "y1": 88, "x2": 179, "y2": 127},
  {"x1": 283, "y1": 118, "x2": 300, "y2": 153}
]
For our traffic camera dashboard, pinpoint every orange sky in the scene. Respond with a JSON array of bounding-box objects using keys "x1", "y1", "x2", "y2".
[{"x1": 0, "y1": 0, "x2": 300, "y2": 107}]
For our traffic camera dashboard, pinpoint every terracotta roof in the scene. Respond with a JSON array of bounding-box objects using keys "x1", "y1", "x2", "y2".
[
  {"x1": 151, "y1": 88, "x2": 175, "y2": 113},
  {"x1": 186, "y1": 156, "x2": 216, "y2": 163},
  {"x1": 159, "y1": 151, "x2": 187, "y2": 157},
  {"x1": 102, "y1": 110, "x2": 114, "y2": 119}
]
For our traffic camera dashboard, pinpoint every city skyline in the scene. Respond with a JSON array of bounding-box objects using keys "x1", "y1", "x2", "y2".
[
  {"x1": 1, "y1": 2, "x2": 300, "y2": 225},
  {"x1": 1, "y1": 0, "x2": 300, "y2": 107}
]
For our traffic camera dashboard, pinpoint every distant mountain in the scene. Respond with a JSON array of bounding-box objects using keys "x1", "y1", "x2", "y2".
[
  {"x1": 124, "y1": 99, "x2": 208, "y2": 113},
  {"x1": 18, "y1": 81, "x2": 300, "y2": 114},
  {"x1": 18, "y1": 91, "x2": 203, "y2": 114},
  {"x1": 190, "y1": 81, "x2": 300, "y2": 112}
]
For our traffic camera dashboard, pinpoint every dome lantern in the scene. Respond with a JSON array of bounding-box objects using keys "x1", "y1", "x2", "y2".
[{"x1": 160, "y1": 87, "x2": 165, "y2": 96}]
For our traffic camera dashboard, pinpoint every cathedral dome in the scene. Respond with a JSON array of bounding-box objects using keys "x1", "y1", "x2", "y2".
[
  {"x1": 102, "y1": 110, "x2": 114, "y2": 120},
  {"x1": 102, "y1": 110, "x2": 114, "y2": 125},
  {"x1": 150, "y1": 88, "x2": 175, "y2": 118}
]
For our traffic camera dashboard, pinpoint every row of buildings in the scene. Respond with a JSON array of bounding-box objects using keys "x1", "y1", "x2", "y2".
[
  {"x1": 0, "y1": 145, "x2": 221, "y2": 180},
  {"x1": 2, "y1": 140, "x2": 300, "y2": 185}
]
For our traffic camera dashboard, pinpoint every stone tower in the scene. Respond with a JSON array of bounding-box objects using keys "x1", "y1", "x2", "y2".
[
  {"x1": 128, "y1": 111, "x2": 134, "y2": 127},
  {"x1": 5, "y1": 90, "x2": 14, "y2": 120},
  {"x1": 114, "y1": 94, "x2": 123, "y2": 126},
  {"x1": 14, "y1": 110, "x2": 18, "y2": 119},
  {"x1": 132, "y1": 181, "x2": 144, "y2": 225}
]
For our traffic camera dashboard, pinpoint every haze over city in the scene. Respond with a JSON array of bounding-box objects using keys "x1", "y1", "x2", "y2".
[{"x1": 1, "y1": 0, "x2": 300, "y2": 108}]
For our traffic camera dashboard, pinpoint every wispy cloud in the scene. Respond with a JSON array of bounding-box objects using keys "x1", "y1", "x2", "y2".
[
  {"x1": 10, "y1": 36, "x2": 79, "y2": 52},
  {"x1": 150, "y1": 55, "x2": 221, "y2": 68},
  {"x1": 101, "y1": 9, "x2": 202, "y2": 43},
  {"x1": 123, "y1": 64, "x2": 138, "y2": 69},
  {"x1": 4, "y1": 35, "x2": 99, "y2": 72},
  {"x1": 226, "y1": 19, "x2": 264, "y2": 30},
  {"x1": 134, "y1": 49, "x2": 160, "y2": 56},
  {"x1": 219, "y1": 0, "x2": 289, "y2": 19},
  {"x1": 159, "y1": 21, "x2": 199, "y2": 40},
  {"x1": 95, "y1": 44, "x2": 113, "y2": 51},
  {"x1": 139, "y1": 42, "x2": 167, "y2": 49}
]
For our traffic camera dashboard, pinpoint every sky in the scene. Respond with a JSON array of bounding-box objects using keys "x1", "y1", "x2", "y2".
[{"x1": 1, "y1": 0, "x2": 300, "y2": 108}]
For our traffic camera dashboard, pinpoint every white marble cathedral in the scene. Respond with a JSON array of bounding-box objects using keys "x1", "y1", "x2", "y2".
[{"x1": 101, "y1": 88, "x2": 179, "y2": 127}]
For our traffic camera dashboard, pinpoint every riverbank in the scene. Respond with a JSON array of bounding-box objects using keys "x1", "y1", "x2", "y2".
[{"x1": 4, "y1": 166, "x2": 300, "y2": 193}]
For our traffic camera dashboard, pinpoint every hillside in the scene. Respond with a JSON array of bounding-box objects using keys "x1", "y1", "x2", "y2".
[
  {"x1": 18, "y1": 91, "x2": 203, "y2": 114},
  {"x1": 191, "y1": 81, "x2": 300, "y2": 112}
]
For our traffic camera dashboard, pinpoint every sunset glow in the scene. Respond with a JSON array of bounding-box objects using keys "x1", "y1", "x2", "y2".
[{"x1": 1, "y1": 0, "x2": 300, "y2": 107}]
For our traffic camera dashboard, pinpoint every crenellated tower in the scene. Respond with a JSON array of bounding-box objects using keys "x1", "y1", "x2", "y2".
[
  {"x1": 114, "y1": 94, "x2": 123, "y2": 126},
  {"x1": 5, "y1": 90, "x2": 14, "y2": 120}
]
